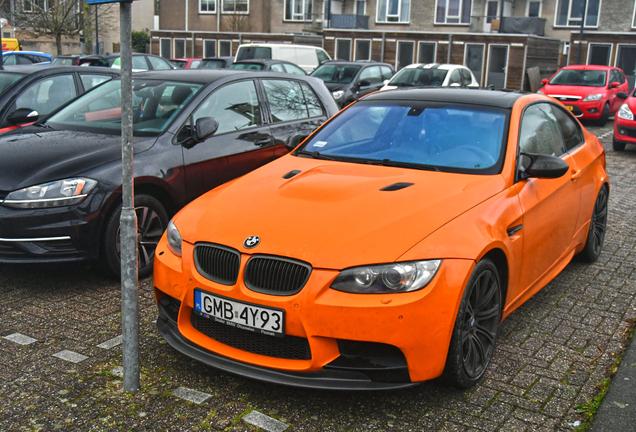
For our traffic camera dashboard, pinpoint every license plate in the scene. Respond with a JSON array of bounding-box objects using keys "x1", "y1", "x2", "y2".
[
  {"x1": 194, "y1": 290, "x2": 285, "y2": 337},
  {"x1": 566, "y1": 105, "x2": 574, "y2": 111}
]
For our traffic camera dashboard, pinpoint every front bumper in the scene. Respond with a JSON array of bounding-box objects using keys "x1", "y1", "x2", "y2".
[
  {"x1": 560, "y1": 100, "x2": 603, "y2": 119},
  {"x1": 153, "y1": 237, "x2": 474, "y2": 388},
  {"x1": 614, "y1": 116, "x2": 636, "y2": 144},
  {"x1": 0, "y1": 191, "x2": 107, "y2": 263}
]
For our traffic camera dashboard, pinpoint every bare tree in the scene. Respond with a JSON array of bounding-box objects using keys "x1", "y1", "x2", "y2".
[{"x1": 11, "y1": 0, "x2": 84, "y2": 55}]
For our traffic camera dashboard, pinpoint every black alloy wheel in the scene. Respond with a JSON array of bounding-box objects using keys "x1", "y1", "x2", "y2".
[
  {"x1": 579, "y1": 186, "x2": 609, "y2": 263},
  {"x1": 102, "y1": 194, "x2": 168, "y2": 278},
  {"x1": 443, "y1": 259, "x2": 502, "y2": 388}
]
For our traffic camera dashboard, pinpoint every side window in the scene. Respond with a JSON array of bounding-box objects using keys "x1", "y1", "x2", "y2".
[
  {"x1": 190, "y1": 60, "x2": 201, "y2": 68},
  {"x1": 263, "y1": 79, "x2": 309, "y2": 122},
  {"x1": 283, "y1": 63, "x2": 306, "y2": 75},
  {"x1": 460, "y1": 69, "x2": 473, "y2": 86},
  {"x1": 300, "y1": 82, "x2": 324, "y2": 117},
  {"x1": 148, "y1": 56, "x2": 173, "y2": 70},
  {"x1": 37, "y1": 56, "x2": 50, "y2": 63},
  {"x1": 449, "y1": 69, "x2": 462, "y2": 86},
  {"x1": 270, "y1": 63, "x2": 285, "y2": 73},
  {"x1": 551, "y1": 105, "x2": 584, "y2": 151},
  {"x1": 2, "y1": 55, "x2": 16, "y2": 65},
  {"x1": 192, "y1": 80, "x2": 262, "y2": 135},
  {"x1": 80, "y1": 74, "x2": 113, "y2": 91},
  {"x1": 132, "y1": 56, "x2": 149, "y2": 70},
  {"x1": 17, "y1": 55, "x2": 33, "y2": 65},
  {"x1": 380, "y1": 66, "x2": 393, "y2": 81},
  {"x1": 358, "y1": 66, "x2": 382, "y2": 84},
  {"x1": 15, "y1": 74, "x2": 77, "y2": 117},
  {"x1": 316, "y1": 49, "x2": 330, "y2": 64},
  {"x1": 518, "y1": 103, "x2": 565, "y2": 168}
]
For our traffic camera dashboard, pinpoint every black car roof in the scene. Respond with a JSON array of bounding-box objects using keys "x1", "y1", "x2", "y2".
[
  {"x1": 132, "y1": 69, "x2": 316, "y2": 84},
  {"x1": 320, "y1": 60, "x2": 393, "y2": 68},
  {"x1": 364, "y1": 88, "x2": 524, "y2": 109},
  {"x1": 234, "y1": 59, "x2": 296, "y2": 65},
  {"x1": 0, "y1": 65, "x2": 118, "y2": 76}
]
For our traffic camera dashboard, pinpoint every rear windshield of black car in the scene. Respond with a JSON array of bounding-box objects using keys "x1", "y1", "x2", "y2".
[
  {"x1": 46, "y1": 79, "x2": 202, "y2": 137},
  {"x1": 549, "y1": 70, "x2": 607, "y2": 87},
  {"x1": 200, "y1": 60, "x2": 226, "y2": 69},
  {"x1": 230, "y1": 63, "x2": 264, "y2": 70},
  {"x1": 236, "y1": 47, "x2": 272, "y2": 61},
  {"x1": 0, "y1": 72, "x2": 25, "y2": 97},
  {"x1": 310, "y1": 64, "x2": 362, "y2": 84},
  {"x1": 296, "y1": 100, "x2": 509, "y2": 175}
]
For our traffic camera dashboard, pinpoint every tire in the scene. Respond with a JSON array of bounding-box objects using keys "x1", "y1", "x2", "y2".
[
  {"x1": 596, "y1": 103, "x2": 610, "y2": 127},
  {"x1": 102, "y1": 194, "x2": 169, "y2": 279},
  {"x1": 442, "y1": 258, "x2": 502, "y2": 389},
  {"x1": 578, "y1": 186, "x2": 609, "y2": 263},
  {"x1": 613, "y1": 136, "x2": 626, "y2": 151}
]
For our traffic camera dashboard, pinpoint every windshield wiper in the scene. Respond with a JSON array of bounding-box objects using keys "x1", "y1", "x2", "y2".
[
  {"x1": 297, "y1": 150, "x2": 338, "y2": 161},
  {"x1": 32, "y1": 121, "x2": 52, "y2": 129}
]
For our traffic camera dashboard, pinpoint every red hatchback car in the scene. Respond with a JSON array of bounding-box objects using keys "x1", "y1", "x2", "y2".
[
  {"x1": 613, "y1": 89, "x2": 636, "y2": 151},
  {"x1": 538, "y1": 65, "x2": 629, "y2": 126}
]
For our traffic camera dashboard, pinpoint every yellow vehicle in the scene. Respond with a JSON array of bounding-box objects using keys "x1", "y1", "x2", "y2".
[{"x1": 1, "y1": 38, "x2": 21, "y2": 52}]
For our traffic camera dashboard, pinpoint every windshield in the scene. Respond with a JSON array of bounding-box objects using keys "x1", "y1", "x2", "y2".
[
  {"x1": 172, "y1": 60, "x2": 187, "y2": 68},
  {"x1": 0, "y1": 72, "x2": 25, "y2": 96},
  {"x1": 236, "y1": 46, "x2": 272, "y2": 61},
  {"x1": 549, "y1": 69, "x2": 607, "y2": 87},
  {"x1": 230, "y1": 63, "x2": 264, "y2": 70},
  {"x1": 297, "y1": 101, "x2": 508, "y2": 174},
  {"x1": 46, "y1": 79, "x2": 202, "y2": 136},
  {"x1": 200, "y1": 60, "x2": 225, "y2": 69},
  {"x1": 310, "y1": 64, "x2": 362, "y2": 83},
  {"x1": 389, "y1": 68, "x2": 449, "y2": 87}
]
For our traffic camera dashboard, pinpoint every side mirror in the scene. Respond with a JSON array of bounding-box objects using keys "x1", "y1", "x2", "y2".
[
  {"x1": 286, "y1": 134, "x2": 308, "y2": 151},
  {"x1": 383, "y1": 79, "x2": 389, "y2": 86},
  {"x1": 8, "y1": 108, "x2": 39, "y2": 125},
  {"x1": 194, "y1": 117, "x2": 219, "y2": 141},
  {"x1": 617, "y1": 91, "x2": 628, "y2": 100},
  {"x1": 611, "y1": 81, "x2": 620, "y2": 88},
  {"x1": 519, "y1": 152, "x2": 569, "y2": 180},
  {"x1": 541, "y1": 78, "x2": 548, "y2": 84},
  {"x1": 358, "y1": 79, "x2": 371, "y2": 88}
]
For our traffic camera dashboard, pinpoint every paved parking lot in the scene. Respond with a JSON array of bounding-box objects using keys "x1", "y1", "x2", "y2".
[{"x1": 1, "y1": 122, "x2": 635, "y2": 432}]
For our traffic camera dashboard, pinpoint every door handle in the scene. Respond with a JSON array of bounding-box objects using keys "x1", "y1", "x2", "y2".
[
  {"x1": 571, "y1": 169, "x2": 582, "y2": 180},
  {"x1": 253, "y1": 137, "x2": 272, "y2": 146}
]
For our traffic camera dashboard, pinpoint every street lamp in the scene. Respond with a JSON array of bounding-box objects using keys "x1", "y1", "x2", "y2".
[{"x1": 575, "y1": 0, "x2": 588, "y2": 65}]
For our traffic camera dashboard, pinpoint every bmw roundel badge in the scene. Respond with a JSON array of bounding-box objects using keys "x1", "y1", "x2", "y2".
[{"x1": 243, "y1": 235, "x2": 260, "y2": 249}]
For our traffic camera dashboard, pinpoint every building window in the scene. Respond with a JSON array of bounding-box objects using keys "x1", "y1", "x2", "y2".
[
  {"x1": 396, "y1": 40, "x2": 415, "y2": 70},
  {"x1": 464, "y1": 43, "x2": 484, "y2": 85},
  {"x1": 435, "y1": 0, "x2": 472, "y2": 25},
  {"x1": 417, "y1": 42, "x2": 436, "y2": 63},
  {"x1": 285, "y1": 0, "x2": 313, "y2": 21},
  {"x1": 588, "y1": 43, "x2": 611, "y2": 66},
  {"x1": 222, "y1": 0, "x2": 248, "y2": 13},
  {"x1": 200, "y1": 0, "x2": 216, "y2": 13},
  {"x1": 204, "y1": 40, "x2": 216, "y2": 57},
  {"x1": 23, "y1": 0, "x2": 49, "y2": 12},
  {"x1": 173, "y1": 39, "x2": 186, "y2": 58},
  {"x1": 485, "y1": 1, "x2": 498, "y2": 23},
  {"x1": 555, "y1": 0, "x2": 600, "y2": 27},
  {"x1": 160, "y1": 38, "x2": 171, "y2": 58},
  {"x1": 336, "y1": 39, "x2": 352, "y2": 61},
  {"x1": 376, "y1": 0, "x2": 410, "y2": 23},
  {"x1": 356, "y1": 0, "x2": 366, "y2": 15},
  {"x1": 219, "y1": 40, "x2": 232, "y2": 56},
  {"x1": 354, "y1": 39, "x2": 371, "y2": 61},
  {"x1": 526, "y1": 0, "x2": 541, "y2": 17}
]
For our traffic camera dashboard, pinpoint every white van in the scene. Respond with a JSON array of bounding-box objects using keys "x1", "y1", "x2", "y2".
[{"x1": 235, "y1": 43, "x2": 331, "y2": 73}]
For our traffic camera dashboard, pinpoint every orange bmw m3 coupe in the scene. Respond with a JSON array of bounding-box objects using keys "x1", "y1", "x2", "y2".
[{"x1": 154, "y1": 89, "x2": 609, "y2": 390}]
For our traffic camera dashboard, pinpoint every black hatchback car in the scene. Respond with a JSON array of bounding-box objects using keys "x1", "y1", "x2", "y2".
[
  {"x1": 0, "y1": 70, "x2": 338, "y2": 277},
  {"x1": 310, "y1": 60, "x2": 395, "y2": 108},
  {"x1": 0, "y1": 65, "x2": 119, "y2": 134}
]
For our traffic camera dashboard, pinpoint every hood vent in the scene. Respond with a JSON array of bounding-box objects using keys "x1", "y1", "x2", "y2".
[
  {"x1": 283, "y1": 170, "x2": 302, "y2": 179},
  {"x1": 380, "y1": 182, "x2": 414, "y2": 192}
]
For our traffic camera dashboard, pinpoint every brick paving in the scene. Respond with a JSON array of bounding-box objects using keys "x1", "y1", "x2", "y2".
[{"x1": 0, "y1": 122, "x2": 635, "y2": 431}]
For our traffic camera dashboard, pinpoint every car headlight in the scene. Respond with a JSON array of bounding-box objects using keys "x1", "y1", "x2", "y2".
[
  {"x1": 582, "y1": 93, "x2": 602, "y2": 102},
  {"x1": 166, "y1": 219, "x2": 182, "y2": 257},
  {"x1": 332, "y1": 90, "x2": 344, "y2": 100},
  {"x1": 330, "y1": 260, "x2": 441, "y2": 294},
  {"x1": 1, "y1": 178, "x2": 97, "y2": 209},
  {"x1": 618, "y1": 103, "x2": 634, "y2": 121},
  {"x1": 537, "y1": 90, "x2": 545, "y2": 94}
]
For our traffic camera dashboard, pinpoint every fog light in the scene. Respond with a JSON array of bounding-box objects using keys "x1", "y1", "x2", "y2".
[
  {"x1": 588, "y1": 108, "x2": 599, "y2": 114},
  {"x1": 620, "y1": 129, "x2": 626, "y2": 135}
]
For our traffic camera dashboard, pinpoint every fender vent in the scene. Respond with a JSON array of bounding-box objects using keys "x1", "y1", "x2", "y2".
[
  {"x1": 283, "y1": 170, "x2": 301, "y2": 179},
  {"x1": 380, "y1": 182, "x2": 414, "y2": 191}
]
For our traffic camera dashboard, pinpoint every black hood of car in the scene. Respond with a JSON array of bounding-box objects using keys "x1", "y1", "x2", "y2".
[
  {"x1": 324, "y1": 82, "x2": 350, "y2": 92},
  {"x1": 0, "y1": 127, "x2": 157, "y2": 192}
]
